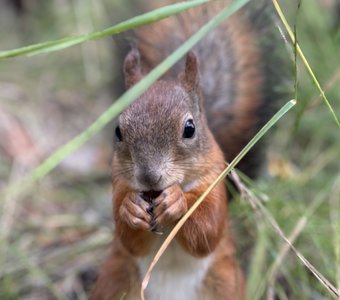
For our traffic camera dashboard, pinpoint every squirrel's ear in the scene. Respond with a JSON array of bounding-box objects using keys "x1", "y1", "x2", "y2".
[
  {"x1": 180, "y1": 51, "x2": 200, "y2": 91},
  {"x1": 123, "y1": 48, "x2": 143, "y2": 89}
]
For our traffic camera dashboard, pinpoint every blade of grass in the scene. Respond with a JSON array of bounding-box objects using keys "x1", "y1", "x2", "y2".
[
  {"x1": 0, "y1": 0, "x2": 209, "y2": 59},
  {"x1": 272, "y1": 0, "x2": 340, "y2": 128},
  {"x1": 246, "y1": 220, "x2": 268, "y2": 298},
  {"x1": 329, "y1": 175, "x2": 340, "y2": 294},
  {"x1": 292, "y1": 24, "x2": 302, "y2": 133},
  {"x1": 141, "y1": 100, "x2": 296, "y2": 299}
]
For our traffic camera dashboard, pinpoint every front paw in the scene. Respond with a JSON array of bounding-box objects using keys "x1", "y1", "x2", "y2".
[
  {"x1": 119, "y1": 192, "x2": 153, "y2": 231},
  {"x1": 152, "y1": 184, "x2": 187, "y2": 230}
]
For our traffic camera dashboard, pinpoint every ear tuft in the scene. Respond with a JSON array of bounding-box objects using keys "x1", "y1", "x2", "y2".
[
  {"x1": 181, "y1": 51, "x2": 200, "y2": 91},
  {"x1": 123, "y1": 48, "x2": 143, "y2": 89}
]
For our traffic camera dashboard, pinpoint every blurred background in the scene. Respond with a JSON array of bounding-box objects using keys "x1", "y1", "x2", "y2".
[{"x1": 0, "y1": 0, "x2": 339, "y2": 299}]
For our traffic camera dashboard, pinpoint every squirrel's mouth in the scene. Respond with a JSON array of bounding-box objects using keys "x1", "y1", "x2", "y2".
[{"x1": 141, "y1": 190, "x2": 162, "y2": 202}]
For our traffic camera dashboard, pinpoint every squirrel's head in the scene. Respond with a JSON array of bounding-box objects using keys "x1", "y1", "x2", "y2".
[{"x1": 112, "y1": 48, "x2": 212, "y2": 192}]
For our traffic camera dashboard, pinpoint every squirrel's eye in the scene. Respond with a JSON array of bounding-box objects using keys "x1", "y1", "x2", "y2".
[
  {"x1": 183, "y1": 119, "x2": 195, "y2": 139},
  {"x1": 115, "y1": 126, "x2": 123, "y2": 142}
]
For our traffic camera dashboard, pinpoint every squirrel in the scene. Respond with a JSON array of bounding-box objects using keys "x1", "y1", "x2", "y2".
[{"x1": 91, "y1": 0, "x2": 286, "y2": 299}]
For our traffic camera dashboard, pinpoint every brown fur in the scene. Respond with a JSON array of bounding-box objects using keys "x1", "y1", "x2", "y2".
[
  {"x1": 201, "y1": 233, "x2": 246, "y2": 300},
  {"x1": 91, "y1": 0, "x2": 280, "y2": 298},
  {"x1": 91, "y1": 139, "x2": 244, "y2": 299},
  {"x1": 135, "y1": 0, "x2": 267, "y2": 176}
]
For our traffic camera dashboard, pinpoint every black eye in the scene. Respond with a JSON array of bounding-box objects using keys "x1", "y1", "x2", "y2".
[
  {"x1": 183, "y1": 119, "x2": 195, "y2": 138},
  {"x1": 115, "y1": 126, "x2": 123, "y2": 142}
]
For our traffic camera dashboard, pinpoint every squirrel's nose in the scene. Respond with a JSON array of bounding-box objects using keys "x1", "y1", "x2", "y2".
[{"x1": 138, "y1": 168, "x2": 162, "y2": 189}]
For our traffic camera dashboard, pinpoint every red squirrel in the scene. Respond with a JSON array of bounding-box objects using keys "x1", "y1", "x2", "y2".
[{"x1": 91, "y1": 0, "x2": 286, "y2": 299}]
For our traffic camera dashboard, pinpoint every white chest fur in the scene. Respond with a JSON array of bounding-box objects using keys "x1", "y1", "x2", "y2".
[{"x1": 137, "y1": 238, "x2": 213, "y2": 300}]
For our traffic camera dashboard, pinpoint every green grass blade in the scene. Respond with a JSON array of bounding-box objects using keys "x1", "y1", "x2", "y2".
[
  {"x1": 227, "y1": 100, "x2": 296, "y2": 173},
  {"x1": 0, "y1": 0, "x2": 209, "y2": 59},
  {"x1": 272, "y1": 0, "x2": 340, "y2": 128},
  {"x1": 330, "y1": 175, "x2": 340, "y2": 294},
  {"x1": 247, "y1": 221, "x2": 268, "y2": 298},
  {"x1": 1, "y1": 0, "x2": 252, "y2": 200}
]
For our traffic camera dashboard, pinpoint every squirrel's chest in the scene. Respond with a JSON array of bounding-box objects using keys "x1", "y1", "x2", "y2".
[{"x1": 137, "y1": 239, "x2": 213, "y2": 300}]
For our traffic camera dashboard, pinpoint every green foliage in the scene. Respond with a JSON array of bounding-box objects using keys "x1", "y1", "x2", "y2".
[
  {"x1": 231, "y1": 1, "x2": 340, "y2": 298},
  {"x1": 0, "y1": 0, "x2": 210, "y2": 59}
]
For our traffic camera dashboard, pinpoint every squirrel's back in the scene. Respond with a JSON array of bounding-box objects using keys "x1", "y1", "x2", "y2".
[
  {"x1": 130, "y1": 0, "x2": 286, "y2": 177},
  {"x1": 91, "y1": 2, "x2": 288, "y2": 299}
]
